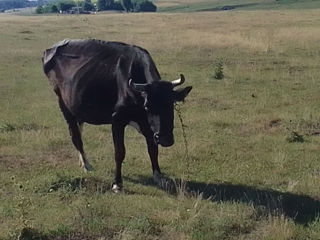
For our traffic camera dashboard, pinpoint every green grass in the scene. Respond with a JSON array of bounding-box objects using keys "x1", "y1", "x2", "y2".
[
  {"x1": 158, "y1": 0, "x2": 320, "y2": 12},
  {"x1": 2, "y1": 3, "x2": 320, "y2": 239}
]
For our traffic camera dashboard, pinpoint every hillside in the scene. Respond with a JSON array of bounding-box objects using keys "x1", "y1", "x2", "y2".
[{"x1": 156, "y1": 0, "x2": 320, "y2": 12}]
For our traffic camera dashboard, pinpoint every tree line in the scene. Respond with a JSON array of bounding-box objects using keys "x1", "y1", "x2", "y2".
[
  {"x1": 0, "y1": 0, "x2": 37, "y2": 12},
  {"x1": 36, "y1": 0, "x2": 157, "y2": 13}
]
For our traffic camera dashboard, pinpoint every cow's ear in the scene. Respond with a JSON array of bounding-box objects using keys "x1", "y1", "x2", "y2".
[{"x1": 174, "y1": 86, "x2": 192, "y2": 102}]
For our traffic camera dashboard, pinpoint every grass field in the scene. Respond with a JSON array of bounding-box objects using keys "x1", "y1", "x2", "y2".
[
  {"x1": 2, "y1": 3, "x2": 320, "y2": 239},
  {"x1": 156, "y1": 0, "x2": 320, "y2": 12}
]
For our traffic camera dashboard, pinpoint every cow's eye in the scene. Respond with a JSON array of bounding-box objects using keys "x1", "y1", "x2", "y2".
[{"x1": 144, "y1": 106, "x2": 149, "y2": 111}]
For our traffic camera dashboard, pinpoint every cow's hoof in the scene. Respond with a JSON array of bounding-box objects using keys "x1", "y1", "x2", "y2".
[
  {"x1": 83, "y1": 164, "x2": 93, "y2": 172},
  {"x1": 111, "y1": 183, "x2": 123, "y2": 193},
  {"x1": 153, "y1": 171, "x2": 167, "y2": 189},
  {"x1": 153, "y1": 171, "x2": 174, "y2": 192},
  {"x1": 153, "y1": 171, "x2": 163, "y2": 185}
]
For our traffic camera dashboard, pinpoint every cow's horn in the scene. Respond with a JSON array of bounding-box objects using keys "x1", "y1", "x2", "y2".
[
  {"x1": 172, "y1": 74, "x2": 185, "y2": 87},
  {"x1": 129, "y1": 79, "x2": 148, "y2": 92}
]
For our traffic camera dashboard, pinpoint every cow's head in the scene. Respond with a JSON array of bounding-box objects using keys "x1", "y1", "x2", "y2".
[{"x1": 129, "y1": 74, "x2": 192, "y2": 147}]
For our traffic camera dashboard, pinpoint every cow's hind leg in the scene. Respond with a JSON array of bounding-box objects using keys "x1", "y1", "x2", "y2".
[
  {"x1": 58, "y1": 98, "x2": 93, "y2": 172},
  {"x1": 74, "y1": 122, "x2": 93, "y2": 171}
]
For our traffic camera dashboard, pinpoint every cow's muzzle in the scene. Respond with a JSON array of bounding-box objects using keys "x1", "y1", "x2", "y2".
[{"x1": 154, "y1": 133, "x2": 174, "y2": 147}]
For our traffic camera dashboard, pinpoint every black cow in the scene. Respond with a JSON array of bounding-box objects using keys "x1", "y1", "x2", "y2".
[{"x1": 42, "y1": 39, "x2": 192, "y2": 192}]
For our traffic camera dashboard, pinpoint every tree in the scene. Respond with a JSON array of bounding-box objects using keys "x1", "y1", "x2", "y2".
[
  {"x1": 120, "y1": 0, "x2": 133, "y2": 12},
  {"x1": 57, "y1": 0, "x2": 76, "y2": 12},
  {"x1": 97, "y1": 0, "x2": 106, "y2": 10},
  {"x1": 97, "y1": 0, "x2": 119, "y2": 11},
  {"x1": 105, "y1": 0, "x2": 115, "y2": 9},
  {"x1": 35, "y1": 5, "x2": 43, "y2": 14},
  {"x1": 50, "y1": 4, "x2": 59, "y2": 13},
  {"x1": 82, "y1": 1, "x2": 94, "y2": 11},
  {"x1": 39, "y1": 3, "x2": 59, "y2": 13},
  {"x1": 0, "y1": 0, "x2": 29, "y2": 11}
]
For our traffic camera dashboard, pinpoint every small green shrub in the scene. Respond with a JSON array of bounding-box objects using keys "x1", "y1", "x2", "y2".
[
  {"x1": 0, "y1": 123, "x2": 15, "y2": 132},
  {"x1": 212, "y1": 59, "x2": 225, "y2": 80}
]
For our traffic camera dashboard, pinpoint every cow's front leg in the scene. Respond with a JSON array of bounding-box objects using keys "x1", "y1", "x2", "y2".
[
  {"x1": 144, "y1": 133, "x2": 174, "y2": 191},
  {"x1": 146, "y1": 138, "x2": 162, "y2": 184},
  {"x1": 138, "y1": 122, "x2": 163, "y2": 186},
  {"x1": 111, "y1": 122, "x2": 126, "y2": 193}
]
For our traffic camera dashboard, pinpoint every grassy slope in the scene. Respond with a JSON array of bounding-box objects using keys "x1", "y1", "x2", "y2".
[
  {"x1": 157, "y1": 0, "x2": 320, "y2": 12},
  {"x1": 2, "y1": 5, "x2": 320, "y2": 240}
]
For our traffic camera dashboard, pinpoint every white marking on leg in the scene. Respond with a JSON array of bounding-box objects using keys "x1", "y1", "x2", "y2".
[
  {"x1": 112, "y1": 183, "x2": 123, "y2": 193},
  {"x1": 77, "y1": 123, "x2": 93, "y2": 172},
  {"x1": 79, "y1": 152, "x2": 93, "y2": 172}
]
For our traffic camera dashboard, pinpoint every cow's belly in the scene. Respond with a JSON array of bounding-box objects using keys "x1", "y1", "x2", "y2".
[
  {"x1": 58, "y1": 72, "x2": 118, "y2": 125},
  {"x1": 75, "y1": 105, "x2": 113, "y2": 125},
  {"x1": 68, "y1": 89, "x2": 117, "y2": 125}
]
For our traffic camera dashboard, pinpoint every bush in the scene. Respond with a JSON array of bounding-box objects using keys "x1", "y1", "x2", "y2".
[
  {"x1": 81, "y1": 1, "x2": 94, "y2": 11},
  {"x1": 97, "y1": 0, "x2": 120, "y2": 11},
  {"x1": 112, "y1": 1, "x2": 123, "y2": 10},
  {"x1": 36, "y1": 3, "x2": 59, "y2": 13},
  {"x1": 132, "y1": 0, "x2": 156, "y2": 12},
  {"x1": 96, "y1": 0, "x2": 106, "y2": 10},
  {"x1": 43, "y1": 3, "x2": 59, "y2": 13},
  {"x1": 213, "y1": 59, "x2": 224, "y2": 80},
  {"x1": 120, "y1": 0, "x2": 133, "y2": 12},
  {"x1": 35, "y1": 5, "x2": 43, "y2": 14},
  {"x1": 48, "y1": 4, "x2": 59, "y2": 13},
  {"x1": 57, "y1": 0, "x2": 76, "y2": 12}
]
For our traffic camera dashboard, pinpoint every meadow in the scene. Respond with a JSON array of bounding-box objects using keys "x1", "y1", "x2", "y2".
[{"x1": 2, "y1": 3, "x2": 320, "y2": 239}]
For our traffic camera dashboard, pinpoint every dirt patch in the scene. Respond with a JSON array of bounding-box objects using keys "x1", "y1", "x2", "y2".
[
  {"x1": 19, "y1": 30, "x2": 33, "y2": 34},
  {"x1": 268, "y1": 118, "x2": 282, "y2": 128},
  {"x1": 42, "y1": 148, "x2": 74, "y2": 165},
  {"x1": 0, "y1": 122, "x2": 48, "y2": 133},
  {"x1": 0, "y1": 148, "x2": 73, "y2": 170},
  {"x1": 0, "y1": 154, "x2": 30, "y2": 169},
  {"x1": 17, "y1": 227, "x2": 98, "y2": 240},
  {"x1": 237, "y1": 118, "x2": 282, "y2": 137},
  {"x1": 310, "y1": 131, "x2": 320, "y2": 136},
  {"x1": 191, "y1": 97, "x2": 230, "y2": 110}
]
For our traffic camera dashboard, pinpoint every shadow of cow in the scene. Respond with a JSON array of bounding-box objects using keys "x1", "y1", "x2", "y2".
[{"x1": 125, "y1": 175, "x2": 320, "y2": 225}]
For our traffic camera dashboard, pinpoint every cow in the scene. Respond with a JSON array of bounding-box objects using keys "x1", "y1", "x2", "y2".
[{"x1": 42, "y1": 39, "x2": 192, "y2": 192}]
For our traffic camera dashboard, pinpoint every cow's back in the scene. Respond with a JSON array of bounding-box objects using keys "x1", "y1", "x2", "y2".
[
  {"x1": 43, "y1": 39, "x2": 135, "y2": 79},
  {"x1": 43, "y1": 40, "x2": 130, "y2": 124},
  {"x1": 43, "y1": 39, "x2": 157, "y2": 124}
]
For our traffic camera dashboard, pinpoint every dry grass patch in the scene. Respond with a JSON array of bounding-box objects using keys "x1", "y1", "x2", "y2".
[{"x1": 245, "y1": 215, "x2": 297, "y2": 240}]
